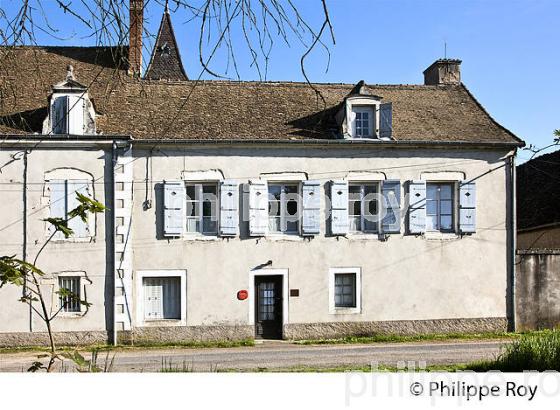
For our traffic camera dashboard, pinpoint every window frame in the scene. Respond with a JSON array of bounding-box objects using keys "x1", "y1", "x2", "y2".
[
  {"x1": 58, "y1": 276, "x2": 82, "y2": 313},
  {"x1": 142, "y1": 276, "x2": 182, "y2": 321},
  {"x1": 267, "y1": 182, "x2": 301, "y2": 236},
  {"x1": 352, "y1": 106, "x2": 375, "y2": 138},
  {"x1": 348, "y1": 182, "x2": 380, "y2": 234},
  {"x1": 135, "y1": 270, "x2": 187, "y2": 327},
  {"x1": 184, "y1": 182, "x2": 219, "y2": 237},
  {"x1": 426, "y1": 182, "x2": 456, "y2": 233},
  {"x1": 329, "y1": 267, "x2": 362, "y2": 314},
  {"x1": 44, "y1": 170, "x2": 96, "y2": 242}
]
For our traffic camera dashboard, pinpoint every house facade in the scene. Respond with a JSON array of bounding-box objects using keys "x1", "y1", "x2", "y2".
[{"x1": 0, "y1": 3, "x2": 523, "y2": 346}]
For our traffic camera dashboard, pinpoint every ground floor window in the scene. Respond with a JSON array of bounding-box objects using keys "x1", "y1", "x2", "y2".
[
  {"x1": 334, "y1": 273, "x2": 356, "y2": 308},
  {"x1": 58, "y1": 276, "x2": 81, "y2": 313},
  {"x1": 329, "y1": 267, "x2": 362, "y2": 314},
  {"x1": 143, "y1": 277, "x2": 181, "y2": 320}
]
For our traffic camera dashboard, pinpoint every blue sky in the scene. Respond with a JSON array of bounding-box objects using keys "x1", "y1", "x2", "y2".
[{"x1": 5, "y1": 0, "x2": 560, "y2": 160}]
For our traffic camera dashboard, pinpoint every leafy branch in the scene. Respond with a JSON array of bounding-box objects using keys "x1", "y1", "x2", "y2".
[{"x1": 0, "y1": 193, "x2": 105, "y2": 372}]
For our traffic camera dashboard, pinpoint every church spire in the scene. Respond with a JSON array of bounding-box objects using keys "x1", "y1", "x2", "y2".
[{"x1": 144, "y1": 5, "x2": 188, "y2": 81}]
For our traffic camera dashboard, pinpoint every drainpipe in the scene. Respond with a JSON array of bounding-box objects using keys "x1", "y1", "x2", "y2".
[
  {"x1": 507, "y1": 153, "x2": 517, "y2": 331},
  {"x1": 112, "y1": 141, "x2": 118, "y2": 345},
  {"x1": 22, "y1": 150, "x2": 33, "y2": 332}
]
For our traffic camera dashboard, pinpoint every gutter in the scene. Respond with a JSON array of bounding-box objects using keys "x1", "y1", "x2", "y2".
[{"x1": 507, "y1": 153, "x2": 517, "y2": 331}]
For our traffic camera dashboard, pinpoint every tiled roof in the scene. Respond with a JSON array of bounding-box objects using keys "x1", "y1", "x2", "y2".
[
  {"x1": 0, "y1": 46, "x2": 523, "y2": 145},
  {"x1": 517, "y1": 150, "x2": 560, "y2": 230},
  {"x1": 144, "y1": 9, "x2": 188, "y2": 81}
]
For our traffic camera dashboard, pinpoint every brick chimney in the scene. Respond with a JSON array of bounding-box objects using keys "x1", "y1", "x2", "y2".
[
  {"x1": 128, "y1": 0, "x2": 143, "y2": 76},
  {"x1": 423, "y1": 59, "x2": 462, "y2": 85}
]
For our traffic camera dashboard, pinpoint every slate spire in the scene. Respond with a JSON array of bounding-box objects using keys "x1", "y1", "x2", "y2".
[{"x1": 144, "y1": 5, "x2": 188, "y2": 81}]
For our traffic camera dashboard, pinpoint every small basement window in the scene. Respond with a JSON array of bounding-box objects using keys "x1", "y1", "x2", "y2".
[
  {"x1": 143, "y1": 277, "x2": 181, "y2": 320},
  {"x1": 59, "y1": 276, "x2": 81, "y2": 313}
]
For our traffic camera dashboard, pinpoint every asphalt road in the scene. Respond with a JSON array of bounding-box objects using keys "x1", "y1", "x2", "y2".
[{"x1": 0, "y1": 340, "x2": 507, "y2": 372}]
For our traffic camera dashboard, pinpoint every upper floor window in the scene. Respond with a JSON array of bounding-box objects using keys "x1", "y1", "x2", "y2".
[
  {"x1": 426, "y1": 183, "x2": 454, "y2": 232},
  {"x1": 352, "y1": 106, "x2": 374, "y2": 138},
  {"x1": 59, "y1": 276, "x2": 81, "y2": 313},
  {"x1": 268, "y1": 184, "x2": 299, "y2": 234},
  {"x1": 185, "y1": 183, "x2": 218, "y2": 235},
  {"x1": 47, "y1": 177, "x2": 93, "y2": 240},
  {"x1": 348, "y1": 183, "x2": 379, "y2": 233}
]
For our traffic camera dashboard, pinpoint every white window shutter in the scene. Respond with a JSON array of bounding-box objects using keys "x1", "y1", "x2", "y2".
[
  {"x1": 51, "y1": 96, "x2": 68, "y2": 134},
  {"x1": 330, "y1": 180, "x2": 348, "y2": 235},
  {"x1": 379, "y1": 102, "x2": 392, "y2": 139},
  {"x1": 163, "y1": 181, "x2": 186, "y2": 237},
  {"x1": 248, "y1": 180, "x2": 268, "y2": 236},
  {"x1": 67, "y1": 179, "x2": 90, "y2": 238},
  {"x1": 144, "y1": 278, "x2": 163, "y2": 320},
  {"x1": 68, "y1": 95, "x2": 85, "y2": 135},
  {"x1": 408, "y1": 180, "x2": 426, "y2": 234},
  {"x1": 459, "y1": 181, "x2": 476, "y2": 233},
  {"x1": 302, "y1": 180, "x2": 321, "y2": 236},
  {"x1": 49, "y1": 180, "x2": 67, "y2": 239},
  {"x1": 219, "y1": 179, "x2": 239, "y2": 236},
  {"x1": 381, "y1": 179, "x2": 401, "y2": 234}
]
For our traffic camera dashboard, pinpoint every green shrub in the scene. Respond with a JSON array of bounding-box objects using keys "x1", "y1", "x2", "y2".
[{"x1": 469, "y1": 330, "x2": 560, "y2": 371}]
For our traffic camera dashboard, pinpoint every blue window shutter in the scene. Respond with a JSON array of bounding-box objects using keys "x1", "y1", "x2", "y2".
[
  {"x1": 382, "y1": 179, "x2": 401, "y2": 234},
  {"x1": 163, "y1": 181, "x2": 185, "y2": 237},
  {"x1": 248, "y1": 180, "x2": 268, "y2": 236},
  {"x1": 52, "y1": 96, "x2": 68, "y2": 134},
  {"x1": 330, "y1": 180, "x2": 348, "y2": 235},
  {"x1": 49, "y1": 180, "x2": 67, "y2": 239},
  {"x1": 379, "y1": 102, "x2": 392, "y2": 139},
  {"x1": 219, "y1": 179, "x2": 239, "y2": 236},
  {"x1": 459, "y1": 180, "x2": 476, "y2": 233},
  {"x1": 67, "y1": 179, "x2": 90, "y2": 238},
  {"x1": 302, "y1": 180, "x2": 321, "y2": 236},
  {"x1": 408, "y1": 180, "x2": 426, "y2": 234}
]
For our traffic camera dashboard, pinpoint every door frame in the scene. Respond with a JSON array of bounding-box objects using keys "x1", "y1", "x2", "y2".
[{"x1": 248, "y1": 269, "x2": 289, "y2": 336}]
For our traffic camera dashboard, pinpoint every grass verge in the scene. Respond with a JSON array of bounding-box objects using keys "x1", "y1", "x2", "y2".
[{"x1": 294, "y1": 331, "x2": 519, "y2": 346}]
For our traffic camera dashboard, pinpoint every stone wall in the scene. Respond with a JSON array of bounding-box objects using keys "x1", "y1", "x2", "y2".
[
  {"x1": 0, "y1": 331, "x2": 109, "y2": 348},
  {"x1": 516, "y1": 250, "x2": 560, "y2": 330},
  {"x1": 284, "y1": 317, "x2": 508, "y2": 340}
]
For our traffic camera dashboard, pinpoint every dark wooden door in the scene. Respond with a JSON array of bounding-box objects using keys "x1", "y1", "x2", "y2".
[{"x1": 255, "y1": 276, "x2": 283, "y2": 339}]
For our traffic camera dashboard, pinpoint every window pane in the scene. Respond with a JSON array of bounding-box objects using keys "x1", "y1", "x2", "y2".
[
  {"x1": 426, "y1": 199, "x2": 437, "y2": 215},
  {"x1": 59, "y1": 276, "x2": 80, "y2": 313},
  {"x1": 427, "y1": 184, "x2": 437, "y2": 200},
  {"x1": 440, "y1": 185, "x2": 452, "y2": 200},
  {"x1": 269, "y1": 216, "x2": 281, "y2": 232},
  {"x1": 186, "y1": 185, "x2": 195, "y2": 200},
  {"x1": 440, "y1": 215, "x2": 452, "y2": 230},
  {"x1": 268, "y1": 200, "x2": 280, "y2": 216},
  {"x1": 334, "y1": 274, "x2": 356, "y2": 308},
  {"x1": 285, "y1": 220, "x2": 298, "y2": 233},
  {"x1": 268, "y1": 185, "x2": 281, "y2": 200},
  {"x1": 186, "y1": 217, "x2": 199, "y2": 233},
  {"x1": 286, "y1": 198, "x2": 298, "y2": 216},
  {"x1": 426, "y1": 214, "x2": 437, "y2": 231},
  {"x1": 203, "y1": 184, "x2": 217, "y2": 195},
  {"x1": 364, "y1": 219, "x2": 377, "y2": 232},
  {"x1": 202, "y1": 217, "x2": 217, "y2": 233},
  {"x1": 284, "y1": 185, "x2": 297, "y2": 194},
  {"x1": 440, "y1": 200, "x2": 452, "y2": 215},
  {"x1": 349, "y1": 216, "x2": 360, "y2": 232},
  {"x1": 350, "y1": 200, "x2": 361, "y2": 216}
]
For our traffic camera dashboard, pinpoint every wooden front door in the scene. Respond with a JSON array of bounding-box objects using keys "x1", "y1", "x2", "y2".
[{"x1": 255, "y1": 275, "x2": 283, "y2": 339}]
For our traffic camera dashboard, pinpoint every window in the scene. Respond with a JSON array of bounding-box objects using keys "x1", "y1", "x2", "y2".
[
  {"x1": 185, "y1": 183, "x2": 218, "y2": 235},
  {"x1": 143, "y1": 277, "x2": 181, "y2": 320},
  {"x1": 353, "y1": 107, "x2": 374, "y2": 138},
  {"x1": 334, "y1": 273, "x2": 356, "y2": 308},
  {"x1": 426, "y1": 183, "x2": 454, "y2": 232},
  {"x1": 348, "y1": 183, "x2": 379, "y2": 233},
  {"x1": 268, "y1": 184, "x2": 299, "y2": 234},
  {"x1": 48, "y1": 179, "x2": 92, "y2": 239},
  {"x1": 329, "y1": 267, "x2": 361, "y2": 314},
  {"x1": 59, "y1": 276, "x2": 81, "y2": 313}
]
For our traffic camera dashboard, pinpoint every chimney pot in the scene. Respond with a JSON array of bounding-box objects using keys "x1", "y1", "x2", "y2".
[
  {"x1": 423, "y1": 59, "x2": 461, "y2": 85},
  {"x1": 128, "y1": 0, "x2": 144, "y2": 76}
]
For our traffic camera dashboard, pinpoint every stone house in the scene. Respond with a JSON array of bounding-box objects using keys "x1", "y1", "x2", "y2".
[{"x1": 0, "y1": 2, "x2": 524, "y2": 346}]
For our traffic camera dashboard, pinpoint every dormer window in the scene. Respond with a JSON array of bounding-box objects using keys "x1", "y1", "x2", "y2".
[
  {"x1": 43, "y1": 65, "x2": 96, "y2": 136},
  {"x1": 353, "y1": 106, "x2": 374, "y2": 138},
  {"x1": 336, "y1": 81, "x2": 393, "y2": 140}
]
